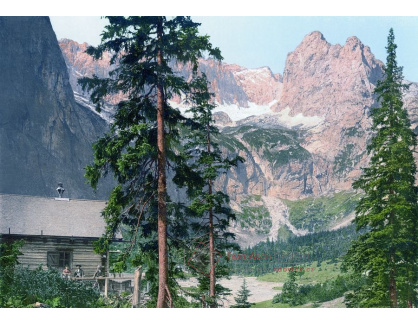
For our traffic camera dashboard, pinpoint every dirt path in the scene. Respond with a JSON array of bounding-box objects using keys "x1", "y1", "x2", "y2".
[{"x1": 178, "y1": 275, "x2": 281, "y2": 307}]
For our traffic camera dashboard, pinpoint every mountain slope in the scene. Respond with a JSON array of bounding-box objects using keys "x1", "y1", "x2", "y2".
[{"x1": 0, "y1": 17, "x2": 112, "y2": 199}]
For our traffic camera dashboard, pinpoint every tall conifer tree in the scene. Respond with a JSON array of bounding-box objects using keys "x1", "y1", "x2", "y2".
[
  {"x1": 343, "y1": 28, "x2": 417, "y2": 308},
  {"x1": 79, "y1": 16, "x2": 221, "y2": 308},
  {"x1": 175, "y1": 75, "x2": 243, "y2": 307}
]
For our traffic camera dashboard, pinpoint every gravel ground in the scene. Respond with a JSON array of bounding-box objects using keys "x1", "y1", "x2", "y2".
[{"x1": 178, "y1": 275, "x2": 281, "y2": 307}]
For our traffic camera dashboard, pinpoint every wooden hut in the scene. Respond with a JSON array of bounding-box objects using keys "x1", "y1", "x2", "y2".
[{"x1": 0, "y1": 193, "x2": 121, "y2": 277}]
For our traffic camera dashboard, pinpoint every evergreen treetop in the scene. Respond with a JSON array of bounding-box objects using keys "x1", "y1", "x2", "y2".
[{"x1": 343, "y1": 28, "x2": 417, "y2": 308}]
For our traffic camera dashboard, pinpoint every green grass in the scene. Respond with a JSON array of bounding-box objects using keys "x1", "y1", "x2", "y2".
[
  {"x1": 251, "y1": 300, "x2": 292, "y2": 308},
  {"x1": 257, "y1": 261, "x2": 343, "y2": 285},
  {"x1": 182, "y1": 286, "x2": 199, "y2": 293},
  {"x1": 252, "y1": 298, "x2": 346, "y2": 308},
  {"x1": 251, "y1": 300, "x2": 315, "y2": 308},
  {"x1": 179, "y1": 271, "x2": 195, "y2": 279},
  {"x1": 283, "y1": 191, "x2": 361, "y2": 232}
]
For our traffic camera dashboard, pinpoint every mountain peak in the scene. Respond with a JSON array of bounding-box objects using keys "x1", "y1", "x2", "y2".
[
  {"x1": 300, "y1": 31, "x2": 328, "y2": 45},
  {"x1": 308, "y1": 31, "x2": 325, "y2": 39},
  {"x1": 344, "y1": 36, "x2": 364, "y2": 50},
  {"x1": 275, "y1": 30, "x2": 383, "y2": 120}
]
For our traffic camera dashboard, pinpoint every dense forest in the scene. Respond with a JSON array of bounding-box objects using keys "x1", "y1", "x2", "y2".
[{"x1": 227, "y1": 225, "x2": 362, "y2": 276}]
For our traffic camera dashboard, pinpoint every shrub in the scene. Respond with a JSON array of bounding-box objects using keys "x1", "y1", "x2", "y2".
[{"x1": 3, "y1": 266, "x2": 103, "y2": 308}]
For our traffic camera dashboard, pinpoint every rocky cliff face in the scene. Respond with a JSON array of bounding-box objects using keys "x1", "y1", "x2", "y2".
[
  {"x1": 234, "y1": 66, "x2": 282, "y2": 105},
  {"x1": 0, "y1": 17, "x2": 112, "y2": 199},
  {"x1": 273, "y1": 31, "x2": 383, "y2": 166}
]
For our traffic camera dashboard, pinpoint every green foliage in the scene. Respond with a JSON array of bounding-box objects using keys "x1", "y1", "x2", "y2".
[
  {"x1": 274, "y1": 270, "x2": 303, "y2": 305},
  {"x1": 1, "y1": 267, "x2": 102, "y2": 308},
  {"x1": 272, "y1": 273, "x2": 365, "y2": 306},
  {"x1": 252, "y1": 299, "x2": 294, "y2": 308},
  {"x1": 79, "y1": 16, "x2": 224, "y2": 305},
  {"x1": 96, "y1": 293, "x2": 132, "y2": 308},
  {"x1": 276, "y1": 224, "x2": 294, "y2": 242},
  {"x1": 231, "y1": 225, "x2": 361, "y2": 277},
  {"x1": 284, "y1": 191, "x2": 361, "y2": 232},
  {"x1": 174, "y1": 73, "x2": 243, "y2": 307},
  {"x1": 231, "y1": 279, "x2": 253, "y2": 308},
  {"x1": 0, "y1": 240, "x2": 24, "y2": 305},
  {"x1": 259, "y1": 261, "x2": 340, "y2": 285},
  {"x1": 343, "y1": 29, "x2": 418, "y2": 308},
  {"x1": 222, "y1": 126, "x2": 310, "y2": 169},
  {"x1": 215, "y1": 132, "x2": 247, "y2": 152},
  {"x1": 236, "y1": 195, "x2": 271, "y2": 234}
]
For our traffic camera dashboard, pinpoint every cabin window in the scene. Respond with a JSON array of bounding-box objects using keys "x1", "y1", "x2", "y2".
[{"x1": 47, "y1": 251, "x2": 72, "y2": 269}]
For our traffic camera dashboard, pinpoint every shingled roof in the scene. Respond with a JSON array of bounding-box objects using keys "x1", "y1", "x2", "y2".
[{"x1": 0, "y1": 194, "x2": 108, "y2": 238}]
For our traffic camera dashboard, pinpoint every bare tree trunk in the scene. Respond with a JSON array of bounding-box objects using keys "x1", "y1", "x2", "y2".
[
  {"x1": 132, "y1": 266, "x2": 142, "y2": 308},
  {"x1": 207, "y1": 124, "x2": 216, "y2": 308},
  {"x1": 156, "y1": 17, "x2": 168, "y2": 308}
]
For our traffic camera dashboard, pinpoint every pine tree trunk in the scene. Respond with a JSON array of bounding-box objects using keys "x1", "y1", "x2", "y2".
[
  {"x1": 156, "y1": 17, "x2": 168, "y2": 308},
  {"x1": 208, "y1": 124, "x2": 216, "y2": 307},
  {"x1": 208, "y1": 185, "x2": 216, "y2": 307},
  {"x1": 389, "y1": 256, "x2": 398, "y2": 308},
  {"x1": 388, "y1": 182, "x2": 397, "y2": 308}
]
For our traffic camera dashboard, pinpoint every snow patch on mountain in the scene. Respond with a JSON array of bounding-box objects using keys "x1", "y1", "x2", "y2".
[
  {"x1": 274, "y1": 106, "x2": 324, "y2": 128},
  {"x1": 171, "y1": 100, "x2": 277, "y2": 122},
  {"x1": 213, "y1": 102, "x2": 276, "y2": 121},
  {"x1": 74, "y1": 92, "x2": 114, "y2": 124}
]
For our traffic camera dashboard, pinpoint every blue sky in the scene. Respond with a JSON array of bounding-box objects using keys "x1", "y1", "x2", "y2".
[{"x1": 50, "y1": 16, "x2": 418, "y2": 81}]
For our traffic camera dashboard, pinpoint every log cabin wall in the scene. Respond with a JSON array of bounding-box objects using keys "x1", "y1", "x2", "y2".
[{"x1": 2, "y1": 235, "x2": 104, "y2": 277}]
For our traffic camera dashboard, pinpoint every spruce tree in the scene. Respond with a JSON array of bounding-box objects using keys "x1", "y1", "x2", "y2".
[
  {"x1": 79, "y1": 16, "x2": 222, "y2": 308},
  {"x1": 231, "y1": 279, "x2": 252, "y2": 308},
  {"x1": 175, "y1": 75, "x2": 243, "y2": 307},
  {"x1": 343, "y1": 28, "x2": 417, "y2": 308},
  {"x1": 282, "y1": 270, "x2": 299, "y2": 305}
]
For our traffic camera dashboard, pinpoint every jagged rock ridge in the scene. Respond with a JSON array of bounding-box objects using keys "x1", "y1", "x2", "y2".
[{"x1": 59, "y1": 39, "x2": 283, "y2": 109}]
